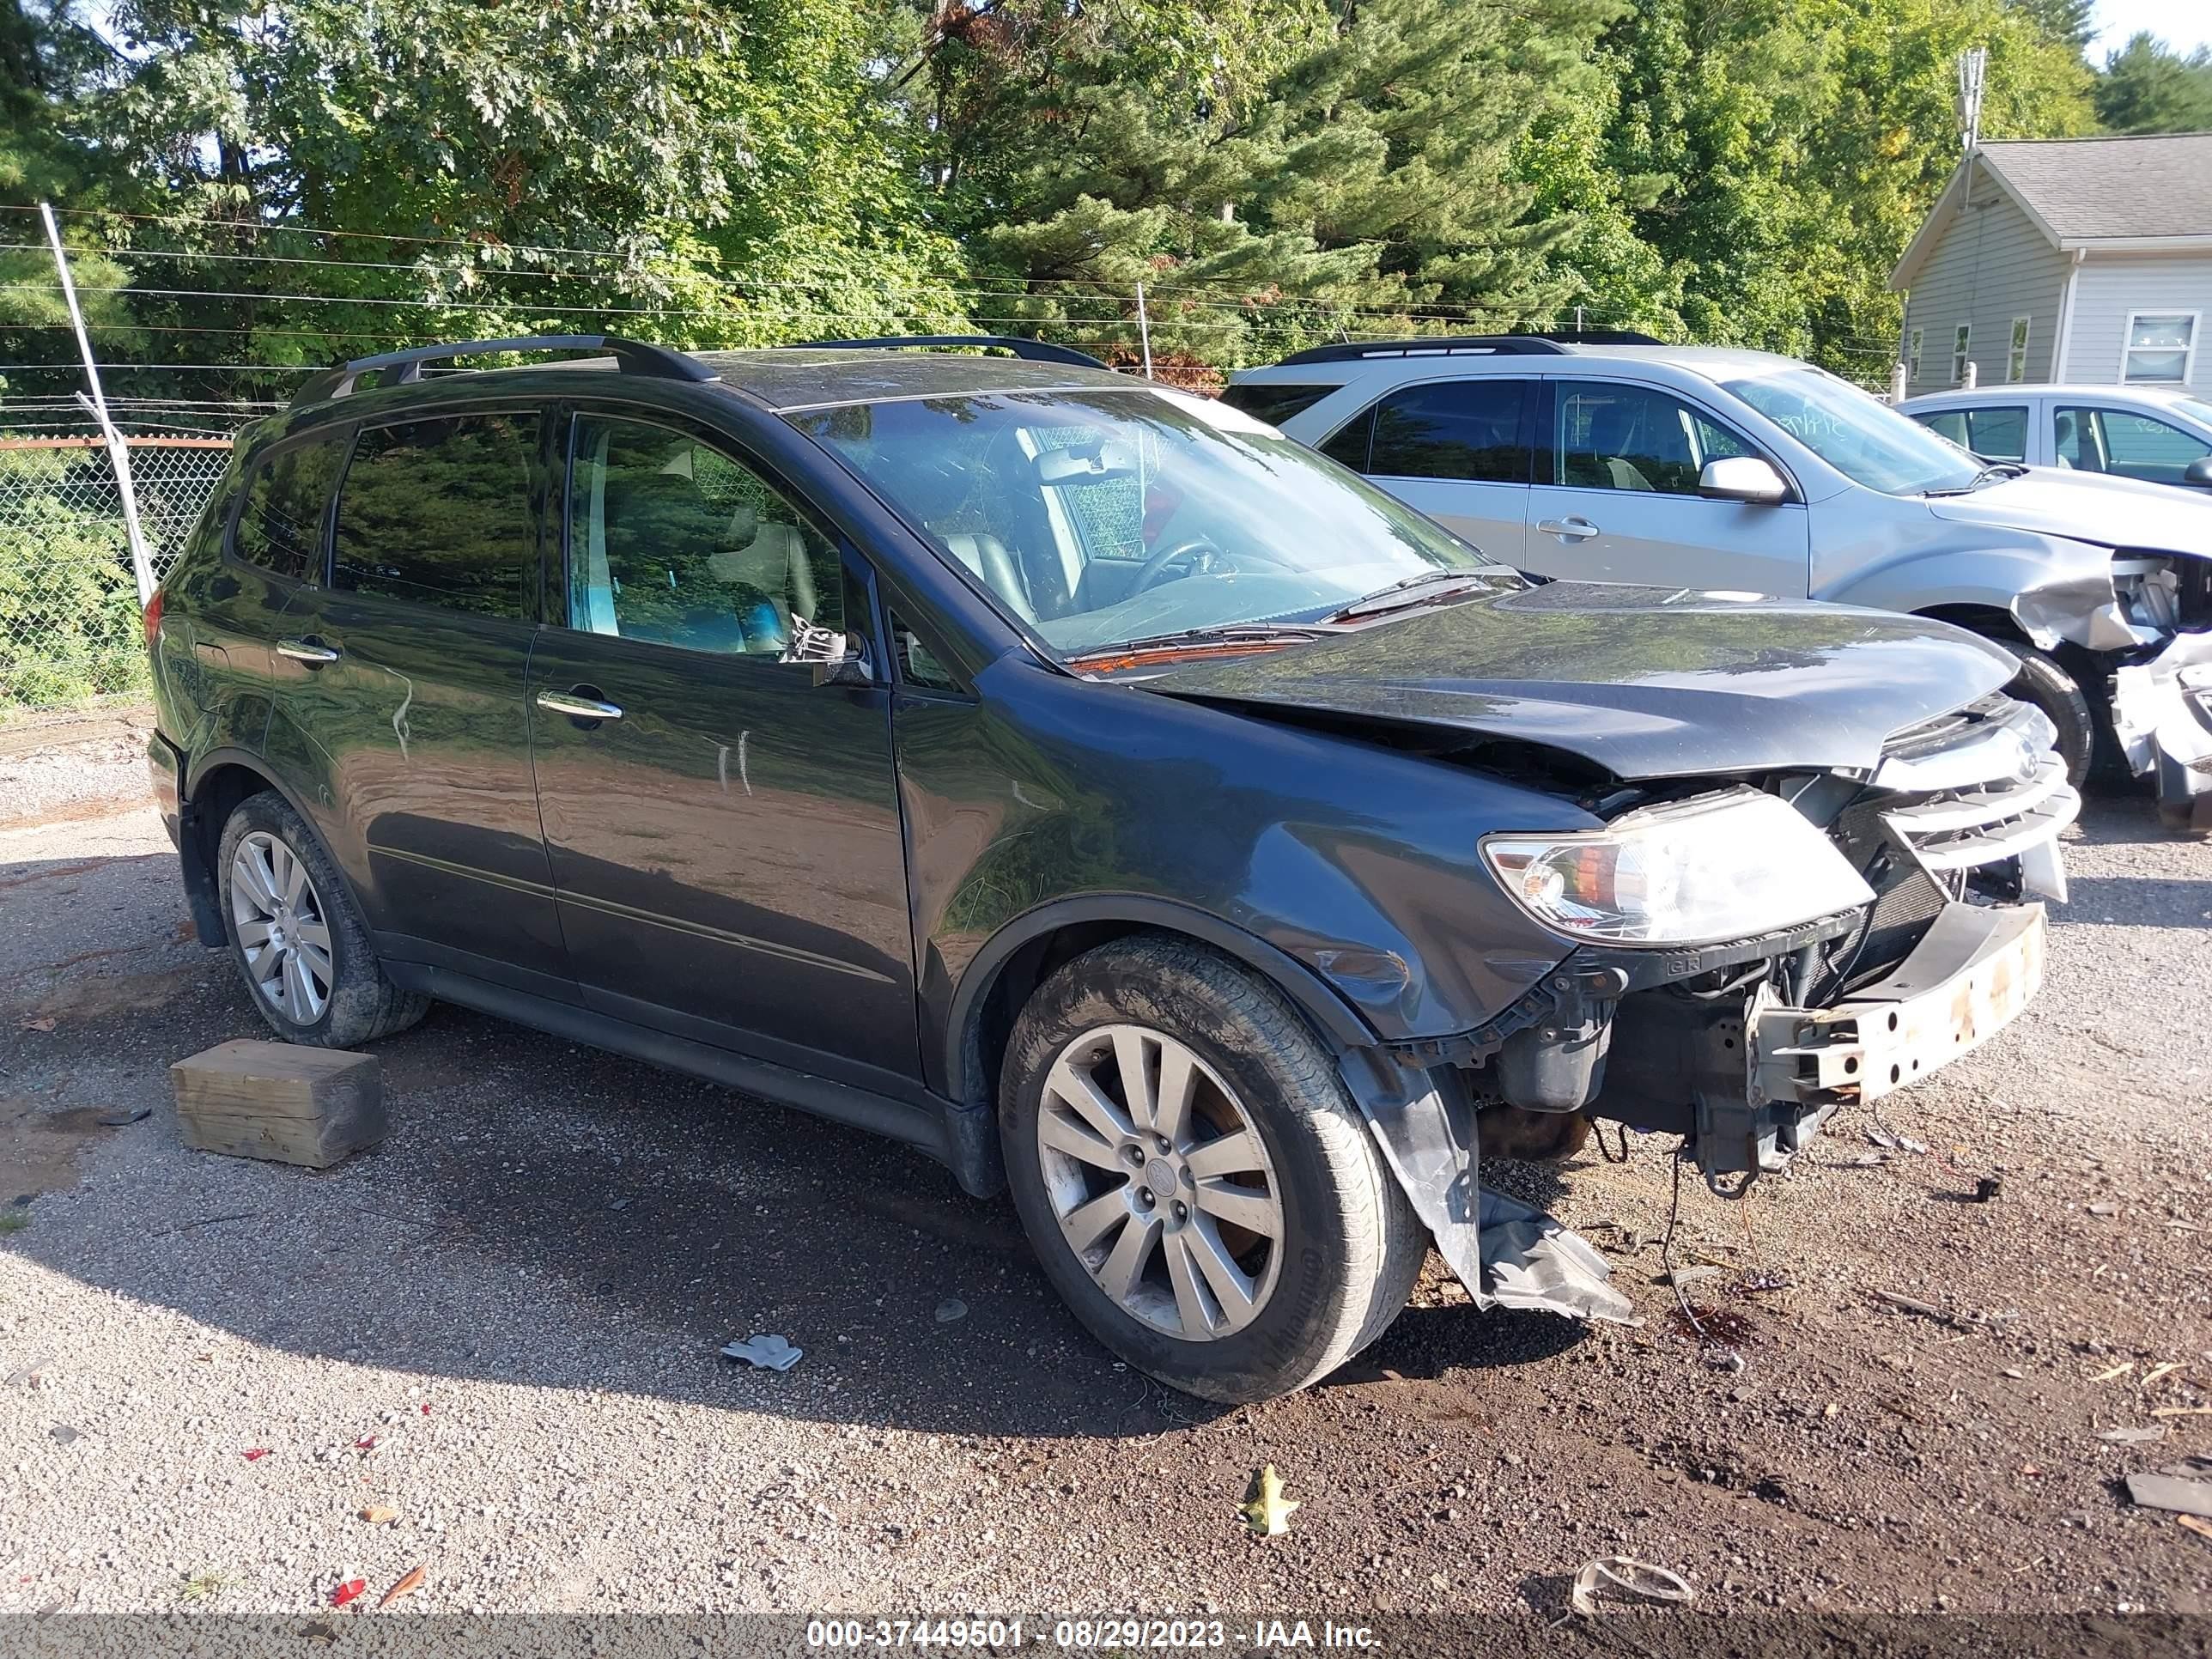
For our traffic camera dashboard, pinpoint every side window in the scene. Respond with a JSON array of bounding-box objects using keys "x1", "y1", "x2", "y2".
[
  {"x1": 1319, "y1": 407, "x2": 1375, "y2": 471},
  {"x1": 2057, "y1": 406, "x2": 2210, "y2": 485},
  {"x1": 566, "y1": 414, "x2": 844, "y2": 660},
  {"x1": 1964, "y1": 406, "x2": 2028, "y2": 462},
  {"x1": 232, "y1": 437, "x2": 345, "y2": 582},
  {"x1": 1913, "y1": 410, "x2": 1970, "y2": 447},
  {"x1": 1366, "y1": 380, "x2": 1529, "y2": 483},
  {"x1": 332, "y1": 413, "x2": 538, "y2": 617},
  {"x1": 1552, "y1": 382, "x2": 1756, "y2": 495},
  {"x1": 890, "y1": 610, "x2": 962, "y2": 693},
  {"x1": 1214, "y1": 383, "x2": 1340, "y2": 427}
]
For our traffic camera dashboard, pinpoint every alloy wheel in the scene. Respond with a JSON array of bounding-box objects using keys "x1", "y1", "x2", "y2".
[
  {"x1": 229, "y1": 830, "x2": 334, "y2": 1025},
  {"x1": 1035, "y1": 1024, "x2": 1284, "y2": 1340}
]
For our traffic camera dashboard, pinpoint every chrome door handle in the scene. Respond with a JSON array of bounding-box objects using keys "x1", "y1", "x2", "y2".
[
  {"x1": 537, "y1": 690, "x2": 623, "y2": 721},
  {"x1": 276, "y1": 637, "x2": 340, "y2": 664},
  {"x1": 1537, "y1": 517, "x2": 1599, "y2": 542}
]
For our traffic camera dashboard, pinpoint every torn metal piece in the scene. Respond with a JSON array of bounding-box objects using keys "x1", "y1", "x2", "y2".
[
  {"x1": 2126, "y1": 1457, "x2": 2212, "y2": 1519},
  {"x1": 2112, "y1": 630, "x2": 2212, "y2": 830},
  {"x1": 1346, "y1": 1055, "x2": 1634, "y2": 1324},
  {"x1": 2010, "y1": 570, "x2": 2150, "y2": 654}
]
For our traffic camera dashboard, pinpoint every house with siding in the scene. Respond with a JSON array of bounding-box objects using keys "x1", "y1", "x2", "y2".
[{"x1": 1889, "y1": 132, "x2": 2212, "y2": 398}]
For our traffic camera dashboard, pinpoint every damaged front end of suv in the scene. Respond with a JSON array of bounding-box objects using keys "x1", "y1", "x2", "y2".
[{"x1": 1151, "y1": 598, "x2": 2077, "y2": 1328}]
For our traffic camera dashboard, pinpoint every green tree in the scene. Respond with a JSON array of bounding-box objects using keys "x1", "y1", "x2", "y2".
[
  {"x1": 2095, "y1": 32, "x2": 2212, "y2": 133},
  {"x1": 2007, "y1": 0, "x2": 2095, "y2": 51},
  {"x1": 902, "y1": 0, "x2": 1622, "y2": 368}
]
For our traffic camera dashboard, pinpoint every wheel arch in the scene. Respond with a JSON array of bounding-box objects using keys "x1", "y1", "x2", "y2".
[
  {"x1": 177, "y1": 750, "x2": 347, "y2": 948},
  {"x1": 944, "y1": 896, "x2": 1379, "y2": 1117}
]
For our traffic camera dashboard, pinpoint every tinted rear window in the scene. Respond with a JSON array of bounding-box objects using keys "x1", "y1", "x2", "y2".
[
  {"x1": 333, "y1": 413, "x2": 540, "y2": 617},
  {"x1": 1368, "y1": 380, "x2": 1529, "y2": 482},
  {"x1": 232, "y1": 438, "x2": 345, "y2": 582},
  {"x1": 1215, "y1": 382, "x2": 1340, "y2": 428}
]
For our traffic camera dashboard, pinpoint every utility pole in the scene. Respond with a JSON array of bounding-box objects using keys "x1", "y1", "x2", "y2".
[
  {"x1": 41, "y1": 201, "x2": 155, "y2": 606},
  {"x1": 1135, "y1": 282, "x2": 1155, "y2": 380},
  {"x1": 1955, "y1": 47, "x2": 1987, "y2": 215}
]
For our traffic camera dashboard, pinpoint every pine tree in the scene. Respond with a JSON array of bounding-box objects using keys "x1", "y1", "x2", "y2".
[{"x1": 2095, "y1": 33, "x2": 2212, "y2": 133}]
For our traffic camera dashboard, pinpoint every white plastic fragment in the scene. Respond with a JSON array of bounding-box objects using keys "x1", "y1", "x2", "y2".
[
  {"x1": 721, "y1": 1334, "x2": 802, "y2": 1371},
  {"x1": 1570, "y1": 1555, "x2": 1696, "y2": 1617}
]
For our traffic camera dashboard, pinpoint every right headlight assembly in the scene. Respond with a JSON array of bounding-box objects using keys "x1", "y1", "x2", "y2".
[{"x1": 1480, "y1": 787, "x2": 1875, "y2": 949}]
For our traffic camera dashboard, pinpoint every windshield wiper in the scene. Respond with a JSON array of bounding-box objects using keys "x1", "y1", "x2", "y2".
[
  {"x1": 1065, "y1": 622, "x2": 1330, "y2": 666},
  {"x1": 1325, "y1": 568, "x2": 1502, "y2": 623},
  {"x1": 1924, "y1": 461, "x2": 2030, "y2": 496}
]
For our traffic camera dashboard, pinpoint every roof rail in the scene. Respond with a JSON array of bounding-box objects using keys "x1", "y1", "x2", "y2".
[
  {"x1": 294, "y1": 335, "x2": 716, "y2": 405},
  {"x1": 790, "y1": 334, "x2": 1109, "y2": 370},
  {"x1": 1274, "y1": 330, "x2": 1663, "y2": 367}
]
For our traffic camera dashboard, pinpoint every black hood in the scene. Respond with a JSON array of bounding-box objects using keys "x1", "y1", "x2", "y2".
[{"x1": 1143, "y1": 582, "x2": 2019, "y2": 781}]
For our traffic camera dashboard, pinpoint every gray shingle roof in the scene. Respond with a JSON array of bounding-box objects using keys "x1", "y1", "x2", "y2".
[{"x1": 1979, "y1": 133, "x2": 2212, "y2": 241}]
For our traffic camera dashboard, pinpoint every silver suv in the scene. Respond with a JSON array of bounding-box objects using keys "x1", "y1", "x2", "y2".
[{"x1": 1226, "y1": 336, "x2": 2212, "y2": 830}]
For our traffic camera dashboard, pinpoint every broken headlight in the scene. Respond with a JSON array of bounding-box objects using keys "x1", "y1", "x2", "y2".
[{"x1": 1481, "y1": 788, "x2": 1875, "y2": 948}]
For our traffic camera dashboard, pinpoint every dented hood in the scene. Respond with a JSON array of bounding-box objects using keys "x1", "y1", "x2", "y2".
[
  {"x1": 1146, "y1": 583, "x2": 2019, "y2": 781},
  {"x1": 1927, "y1": 469, "x2": 2212, "y2": 556}
]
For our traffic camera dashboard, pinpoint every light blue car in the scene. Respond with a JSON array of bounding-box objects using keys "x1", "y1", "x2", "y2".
[{"x1": 1899, "y1": 383, "x2": 2212, "y2": 494}]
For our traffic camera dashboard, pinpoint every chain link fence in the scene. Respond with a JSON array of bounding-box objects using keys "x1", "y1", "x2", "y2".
[{"x1": 0, "y1": 426, "x2": 240, "y2": 715}]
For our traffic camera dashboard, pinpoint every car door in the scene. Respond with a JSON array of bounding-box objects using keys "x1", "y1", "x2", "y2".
[
  {"x1": 270, "y1": 404, "x2": 568, "y2": 997},
  {"x1": 1317, "y1": 377, "x2": 1532, "y2": 563},
  {"x1": 1524, "y1": 378, "x2": 1812, "y2": 595},
  {"x1": 526, "y1": 405, "x2": 919, "y2": 1085}
]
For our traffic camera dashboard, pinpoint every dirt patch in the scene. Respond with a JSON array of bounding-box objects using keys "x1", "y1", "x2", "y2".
[
  {"x1": 29, "y1": 962, "x2": 205, "y2": 1024},
  {"x1": 0, "y1": 1097, "x2": 132, "y2": 1206}
]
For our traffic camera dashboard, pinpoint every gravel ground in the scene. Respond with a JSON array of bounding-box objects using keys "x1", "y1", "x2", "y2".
[{"x1": 2, "y1": 744, "x2": 2210, "y2": 1637}]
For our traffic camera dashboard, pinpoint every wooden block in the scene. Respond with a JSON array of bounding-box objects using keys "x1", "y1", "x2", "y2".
[{"x1": 169, "y1": 1039, "x2": 385, "y2": 1170}]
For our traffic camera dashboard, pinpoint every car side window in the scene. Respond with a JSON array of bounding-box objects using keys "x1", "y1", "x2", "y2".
[
  {"x1": 1365, "y1": 380, "x2": 1530, "y2": 483},
  {"x1": 1319, "y1": 407, "x2": 1375, "y2": 471},
  {"x1": 1912, "y1": 410, "x2": 1970, "y2": 448},
  {"x1": 232, "y1": 437, "x2": 345, "y2": 583},
  {"x1": 2055, "y1": 405, "x2": 2209, "y2": 485},
  {"x1": 1214, "y1": 383, "x2": 1340, "y2": 427},
  {"x1": 331, "y1": 413, "x2": 539, "y2": 617},
  {"x1": 1964, "y1": 406, "x2": 2027, "y2": 461},
  {"x1": 1551, "y1": 381, "x2": 1755, "y2": 495},
  {"x1": 565, "y1": 414, "x2": 845, "y2": 661}
]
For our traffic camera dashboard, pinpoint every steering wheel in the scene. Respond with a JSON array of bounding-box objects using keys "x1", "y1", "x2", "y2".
[{"x1": 1130, "y1": 536, "x2": 1225, "y2": 596}]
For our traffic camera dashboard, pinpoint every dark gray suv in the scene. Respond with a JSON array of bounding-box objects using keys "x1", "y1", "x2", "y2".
[{"x1": 146, "y1": 334, "x2": 2070, "y2": 1401}]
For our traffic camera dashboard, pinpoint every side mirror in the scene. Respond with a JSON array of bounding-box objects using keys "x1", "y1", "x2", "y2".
[
  {"x1": 812, "y1": 647, "x2": 872, "y2": 689},
  {"x1": 2184, "y1": 455, "x2": 2212, "y2": 489},
  {"x1": 1698, "y1": 456, "x2": 1790, "y2": 505}
]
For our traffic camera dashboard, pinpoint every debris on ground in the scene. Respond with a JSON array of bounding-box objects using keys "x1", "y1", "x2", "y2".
[
  {"x1": 1239, "y1": 1465, "x2": 1298, "y2": 1538},
  {"x1": 2098, "y1": 1426, "x2": 2165, "y2": 1444},
  {"x1": 2152, "y1": 1406, "x2": 2212, "y2": 1419},
  {"x1": 328, "y1": 1578, "x2": 367, "y2": 1608},
  {"x1": 2179, "y1": 1516, "x2": 2212, "y2": 1543},
  {"x1": 94, "y1": 1106, "x2": 150, "y2": 1127},
  {"x1": 1736, "y1": 1273, "x2": 1793, "y2": 1296},
  {"x1": 360, "y1": 1506, "x2": 398, "y2": 1526},
  {"x1": 1973, "y1": 1176, "x2": 2003, "y2": 1202},
  {"x1": 2124, "y1": 1456, "x2": 2212, "y2": 1518},
  {"x1": 721, "y1": 1334, "x2": 802, "y2": 1371},
  {"x1": 5, "y1": 1353, "x2": 53, "y2": 1387},
  {"x1": 2091, "y1": 1362, "x2": 2136, "y2": 1382},
  {"x1": 48, "y1": 1425, "x2": 78, "y2": 1445},
  {"x1": 19, "y1": 1015, "x2": 56, "y2": 1033},
  {"x1": 1664, "y1": 1266, "x2": 1719, "y2": 1290},
  {"x1": 2088, "y1": 1203, "x2": 2120, "y2": 1218},
  {"x1": 2141, "y1": 1362, "x2": 2181, "y2": 1389},
  {"x1": 1874, "y1": 1290, "x2": 1974, "y2": 1331},
  {"x1": 934, "y1": 1298, "x2": 967, "y2": 1324},
  {"x1": 377, "y1": 1565, "x2": 425, "y2": 1608},
  {"x1": 1569, "y1": 1555, "x2": 1695, "y2": 1617},
  {"x1": 241, "y1": 1448, "x2": 270, "y2": 1462}
]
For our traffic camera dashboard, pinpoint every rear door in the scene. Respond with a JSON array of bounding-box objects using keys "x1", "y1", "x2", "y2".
[
  {"x1": 1317, "y1": 377, "x2": 1532, "y2": 563},
  {"x1": 525, "y1": 405, "x2": 919, "y2": 1085},
  {"x1": 272, "y1": 405, "x2": 568, "y2": 999},
  {"x1": 1524, "y1": 377, "x2": 1811, "y2": 595},
  {"x1": 2054, "y1": 403, "x2": 2212, "y2": 488}
]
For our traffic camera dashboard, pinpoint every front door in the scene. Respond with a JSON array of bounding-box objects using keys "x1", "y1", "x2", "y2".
[
  {"x1": 1524, "y1": 379, "x2": 1812, "y2": 596},
  {"x1": 526, "y1": 408, "x2": 919, "y2": 1085},
  {"x1": 272, "y1": 406, "x2": 568, "y2": 997}
]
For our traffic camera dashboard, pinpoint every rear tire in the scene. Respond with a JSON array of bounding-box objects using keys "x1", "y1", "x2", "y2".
[
  {"x1": 1000, "y1": 936, "x2": 1425, "y2": 1403},
  {"x1": 1997, "y1": 644, "x2": 2094, "y2": 789},
  {"x1": 216, "y1": 792, "x2": 428, "y2": 1048}
]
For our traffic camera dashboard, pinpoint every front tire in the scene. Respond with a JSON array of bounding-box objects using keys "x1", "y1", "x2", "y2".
[
  {"x1": 1999, "y1": 643, "x2": 2095, "y2": 789},
  {"x1": 1000, "y1": 936, "x2": 1425, "y2": 1403},
  {"x1": 216, "y1": 792, "x2": 428, "y2": 1048}
]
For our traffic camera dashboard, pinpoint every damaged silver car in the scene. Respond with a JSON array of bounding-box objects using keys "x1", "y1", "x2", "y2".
[{"x1": 1232, "y1": 340, "x2": 2212, "y2": 831}]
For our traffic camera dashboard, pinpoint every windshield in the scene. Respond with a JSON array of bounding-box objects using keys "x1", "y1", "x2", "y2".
[
  {"x1": 787, "y1": 386, "x2": 1510, "y2": 657},
  {"x1": 1724, "y1": 368, "x2": 1980, "y2": 495}
]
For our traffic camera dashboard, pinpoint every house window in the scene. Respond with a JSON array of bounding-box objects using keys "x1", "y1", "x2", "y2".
[
  {"x1": 1951, "y1": 324, "x2": 1971, "y2": 385},
  {"x1": 1907, "y1": 328, "x2": 1923, "y2": 383},
  {"x1": 2123, "y1": 313, "x2": 2198, "y2": 385},
  {"x1": 2008, "y1": 316, "x2": 2031, "y2": 383}
]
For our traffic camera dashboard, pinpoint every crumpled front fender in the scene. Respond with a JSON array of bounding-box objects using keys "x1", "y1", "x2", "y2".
[
  {"x1": 2009, "y1": 568, "x2": 2154, "y2": 653},
  {"x1": 1339, "y1": 1051, "x2": 1634, "y2": 1324}
]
